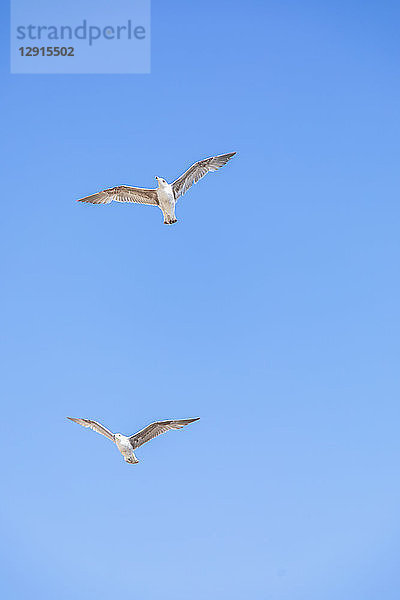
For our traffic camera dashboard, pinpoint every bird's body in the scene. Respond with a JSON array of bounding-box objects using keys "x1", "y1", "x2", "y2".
[
  {"x1": 114, "y1": 434, "x2": 139, "y2": 464},
  {"x1": 156, "y1": 180, "x2": 177, "y2": 224},
  {"x1": 67, "y1": 416, "x2": 199, "y2": 464},
  {"x1": 77, "y1": 152, "x2": 236, "y2": 225}
]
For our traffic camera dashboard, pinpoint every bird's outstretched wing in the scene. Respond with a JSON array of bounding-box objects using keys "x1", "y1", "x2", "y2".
[
  {"x1": 77, "y1": 186, "x2": 158, "y2": 206},
  {"x1": 67, "y1": 417, "x2": 115, "y2": 442},
  {"x1": 172, "y1": 152, "x2": 236, "y2": 200},
  {"x1": 129, "y1": 418, "x2": 200, "y2": 449}
]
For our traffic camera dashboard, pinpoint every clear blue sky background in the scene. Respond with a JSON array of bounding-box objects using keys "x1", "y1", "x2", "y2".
[{"x1": 1, "y1": 1, "x2": 400, "y2": 599}]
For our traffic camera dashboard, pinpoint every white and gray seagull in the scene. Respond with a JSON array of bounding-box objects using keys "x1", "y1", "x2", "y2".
[
  {"x1": 77, "y1": 152, "x2": 236, "y2": 224},
  {"x1": 67, "y1": 416, "x2": 200, "y2": 464}
]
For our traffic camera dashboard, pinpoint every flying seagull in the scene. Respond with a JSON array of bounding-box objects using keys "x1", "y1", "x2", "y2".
[
  {"x1": 77, "y1": 152, "x2": 236, "y2": 224},
  {"x1": 67, "y1": 416, "x2": 200, "y2": 464}
]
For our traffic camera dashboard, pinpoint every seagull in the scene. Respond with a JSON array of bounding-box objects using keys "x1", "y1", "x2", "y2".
[
  {"x1": 67, "y1": 416, "x2": 200, "y2": 464},
  {"x1": 77, "y1": 152, "x2": 236, "y2": 224}
]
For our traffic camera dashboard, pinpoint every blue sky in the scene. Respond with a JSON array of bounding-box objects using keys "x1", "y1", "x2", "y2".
[{"x1": 1, "y1": 1, "x2": 400, "y2": 599}]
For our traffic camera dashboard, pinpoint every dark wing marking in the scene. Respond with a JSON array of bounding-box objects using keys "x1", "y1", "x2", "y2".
[
  {"x1": 129, "y1": 418, "x2": 200, "y2": 449},
  {"x1": 77, "y1": 186, "x2": 158, "y2": 206},
  {"x1": 67, "y1": 417, "x2": 115, "y2": 442},
  {"x1": 172, "y1": 152, "x2": 236, "y2": 200}
]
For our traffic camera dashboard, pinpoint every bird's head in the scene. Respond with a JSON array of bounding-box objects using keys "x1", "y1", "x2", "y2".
[
  {"x1": 155, "y1": 176, "x2": 168, "y2": 187},
  {"x1": 114, "y1": 433, "x2": 124, "y2": 442}
]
